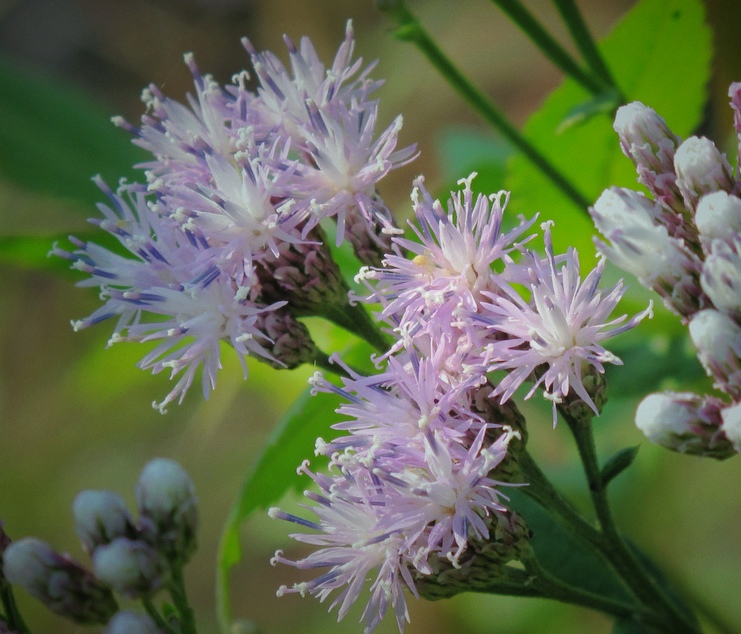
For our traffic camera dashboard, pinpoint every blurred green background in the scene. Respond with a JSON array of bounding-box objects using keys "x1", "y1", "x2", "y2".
[{"x1": 1, "y1": 1, "x2": 741, "y2": 633}]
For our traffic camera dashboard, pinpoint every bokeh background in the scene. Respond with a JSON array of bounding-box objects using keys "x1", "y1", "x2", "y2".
[{"x1": 1, "y1": 1, "x2": 741, "y2": 633}]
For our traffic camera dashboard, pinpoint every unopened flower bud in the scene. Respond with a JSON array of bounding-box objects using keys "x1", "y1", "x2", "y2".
[
  {"x1": 695, "y1": 191, "x2": 741, "y2": 244},
  {"x1": 720, "y1": 401, "x2": 741, "y2": 453},
  {"x1": 674, "y1": 137, "x2": 735, "y2": 210},
  {"x1": 256, "y1": 225, "x2": 347, "y2": 315},
  {"x1": 415, "y1": 510, "x2": 531, "y2": 600},
  {"x1": 73, "y1": 490, "x2": 137, "y2": 554},
  {"x1": 344, "y1": 205, "x2": 396, "y2": 267},
  {"x1": 689, "y1": 309, "x2": 741, "y2": 398},
  {"x1": 92, "y1": 538, "x2": 163, "y2": 598},
  {"x1": 136, "y1": 458, "x2": 198, "y2": 563},
  {"x1": 613, "y1": 102, "x2": 684, "y2": 213},
  {"x1": 591, "y1": 188, "x2": 702, "y2": 317},
  {"x1": 2, "y1": 538, "x2": 117, "y2": 624},
  {"x1": 105, "y1": 610, "x2": 162, "y2": 634},
  {"x1": 701, "y1": 238, "x2": 741, "y2": 318},
  {"x1": 254, "y1": 307, "x2": 319, "y2": 370},
  {"x1": 635, "y1": 391, "x2": 735, "y2": 459}
]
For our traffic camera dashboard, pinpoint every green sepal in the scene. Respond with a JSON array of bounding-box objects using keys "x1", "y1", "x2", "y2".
[{"x1": 600, "y1": 445, "x2": 641, "y2": 488}]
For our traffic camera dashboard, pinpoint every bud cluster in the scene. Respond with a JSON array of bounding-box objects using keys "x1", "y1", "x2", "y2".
[
  {"x1": 0, "y1": 458, "x2": 198, "y2": 631},
  {"x1": 594, "y1": 85, "x2": 741, "y2": 458}
]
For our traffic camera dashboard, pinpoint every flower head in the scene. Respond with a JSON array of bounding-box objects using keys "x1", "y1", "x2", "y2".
[{"x1": 482, "y1": 222, "x2": 652, "y2": 424}]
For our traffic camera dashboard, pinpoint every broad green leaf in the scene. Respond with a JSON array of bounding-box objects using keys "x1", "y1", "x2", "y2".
[
  {"x1": 0, "y1": 54, "x2": 147, "y2": 208},
  {"x1": 216, "y1": 387, "x2": 344, "y2": 631},
  {"x1": 505, "y1": 0, "x2": 712, "y2": 266},
  {"x1": 625, "y1": 539, "x2": 699, "y2": 626},
  {"x1": 507, "y1": 488, "x2": 632, "y2": 603}
]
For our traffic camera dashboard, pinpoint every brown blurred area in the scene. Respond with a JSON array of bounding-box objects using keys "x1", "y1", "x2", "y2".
[{"x1": 2, "y1": 1, "x2": 741, "y2": 634}]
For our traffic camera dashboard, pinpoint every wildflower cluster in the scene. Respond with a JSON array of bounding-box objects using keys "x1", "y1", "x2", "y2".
[
  {"x1": 591, "y1": 88, "x2": 741, "y2": 459},
  {"x1": 52, "y1": 22, "x2": 415, "y2": 413},
  {"x1": 43, "y1": 22, "x2": 656, "y2": 634},
  {"x1": 1, "y1": 459, "x2": 198, "y2": 633},
  {"x1": 269, "y1": 173, "x2": 650, "y2": 632}
]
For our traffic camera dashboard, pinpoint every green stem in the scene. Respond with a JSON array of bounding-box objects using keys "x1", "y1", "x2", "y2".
[
  {"x1": 168, "y1": 563, "x2": 197, "y2": 634},
  {"x1": 489, "y1": 0, "x2": 608, "y2": 95},
  {"x1": 376, "y1": 0, "x2": 591, "y2": 213},
  {"x1": 551, "y1": 0, "x2": 620, "y2": 93},
  {"x1": 562, "y1": 410, "x2": 699, "y2": 634},
  {"x1": 142, "y1": 598, "x2": 178, "y2": 634},
  {"x1": 1, "y1": 578, "x2": 30, "y2": 634}
]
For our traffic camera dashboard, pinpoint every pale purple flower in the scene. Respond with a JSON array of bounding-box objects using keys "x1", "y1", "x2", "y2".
[
  {"x1": 295, "y1": 101, "x2": 416, "y2": 246},
  {"x1": 269, "y1": 462, "x2": 418, "y2": 634},
  {"x1": 387, "y1": 427, "x2": 516, "y2": 568},
  {"x1": 114, "y1": 52, "x2": 249, "y2": 192},
  {"x1": 52, "y1": 180, "x2": 280, "y2": 413},
  {"x1": 272, "y1": 348, "x2": 521, "y2": 632},
  {"x1": 309, "y1": 353, "x2": 483, "y2": 461},
  {"x1": 482, "y1": 222, "x2": 652, "y2": 424},
  {"x1": 357, "y1": 173, "x2": 536, "y2": 332},
  {"x1": 242, "y1": 20, "x2": 381, "y2": 140}
]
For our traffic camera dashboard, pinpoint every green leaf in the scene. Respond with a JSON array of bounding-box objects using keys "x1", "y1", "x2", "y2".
[
  {"x1": 625, "y1": 539, "x2": 699, "y2": 627},
  {"x1": 0, "y1": 54, "x2": 147, "y2": 208},
  {"x1": 600, "y1": 445, "x2": 640, "y2": 487},
  {"x1": 216, "y1": 387, "x2": 344, "y2": 631},
  {"x1": 505, "y1": 0, "x2": 712, "y2": 265},
  {"x1": 507, "y1": 489, "x2": 632, "y2": 604},
  {"x1": 435, "y1": 127, "x2": 513, "y2": 195}
]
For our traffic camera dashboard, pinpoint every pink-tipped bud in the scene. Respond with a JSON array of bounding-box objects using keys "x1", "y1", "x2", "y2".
[
  {"x1": 701, "y1": 238, "x2": 741, "y2": 318},
  {"x1": 92, "y1": 538, "x2": 164, "y2": 599},
  {"x1": 591, "y1": 187, "x2": 702, "y2": 317},
  {"x1": 613, "y1": 102, "x2": 684, "y2": 213},
  {"x1": 695, "y1": 191, "x2": 741, "y2": 244},
  {"x1": 674, "y1": 137, "x2": 735, "y2": 210},
  {"x1": 73, "y1": 490, "x2": 137, "y2": 554},
  {"x1": 689, "y1": 309, "x2": 741, "y2": 399},
  {"x1": 2, "y1": 538, "x2": 117, "y2": 624},
  {"x1": 635, "y1": 391, "x2": 735, "y2": 459},
  {"x1": 136, "y1": 458, "x2": 198, "y2": 563}
]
